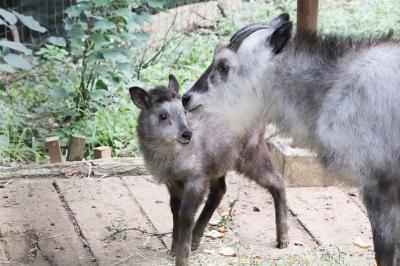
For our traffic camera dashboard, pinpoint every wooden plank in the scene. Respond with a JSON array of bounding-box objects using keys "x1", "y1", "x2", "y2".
[
  {"x1": 55, "y1": 177, "x2": 168, "y2": 266},
  {"x1": 287, "y1": 187, "x2": 375, "y2": 264},
  {"x1": 0, "y1": 157, "x2": 147, "y2": 179},
  {"x1": 45, "y1": 137, "x2": 62, "y2": 163},
  {"x1": 297, "y1": 0, "x2": 319, "y2": 33},
  {"x1": 0, "y1": 240, "x2": 9, "y2": 264},
  {"x1": 123, "y1": 173, "x2": 315, "y2": 260},
  {"x1": 0, "y1": 179, "x2": 95, "y2": 266}
]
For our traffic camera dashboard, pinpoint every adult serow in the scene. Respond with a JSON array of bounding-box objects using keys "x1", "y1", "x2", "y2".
[
  {"x1": 183, "y1": 13, "x2": 400, "y2": 266},
  {"x1": 129, "y1": 75, "x2": 288, "y2": 266}
]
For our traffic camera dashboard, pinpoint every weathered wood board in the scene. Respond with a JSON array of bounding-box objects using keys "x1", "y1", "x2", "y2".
[
  {"x1": 122, "y1": 173, "x2": 316, "y2": 259},
  {"x1": 55, "y1": 177, "x2": 168, "y2": 266},
  {"x1": 286, "y1": 186, "x2": 375, "y2": 264},
  {"x1": 0, "y1": 179, "x2": 95, "y2": 266}
]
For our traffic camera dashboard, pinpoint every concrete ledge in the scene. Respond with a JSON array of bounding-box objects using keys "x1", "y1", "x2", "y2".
[{"x1": 267, "y1": 136, "x2": 356, "y2": 187}]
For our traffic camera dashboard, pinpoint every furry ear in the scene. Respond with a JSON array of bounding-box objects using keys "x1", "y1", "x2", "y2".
[
  {"x1": 129, "y1": 86, "x2": 151, "y2": 109},
  {"x1": 270, "y1": 13, "x2": 290, "y2": 28},
  {"x1": 168, "y1": 74, "x2": 179, "y2": 94},
  {"x1": 269, "y1": 21, "x2": 292, "y2": 54}
]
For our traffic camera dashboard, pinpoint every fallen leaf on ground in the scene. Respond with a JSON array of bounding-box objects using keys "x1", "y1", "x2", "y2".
[
  {"x1": 208, "y1": 219, "x2": 220, "y2": 226},
  {"x1": 204, "y1": 230, "x2": 224, "y2": 239},
  {"x1": 217, "y1": 227, "x2": 227, "y2": 233},
  {"x1": 353, "y1": 238, "x2": 371, "y2": 249},
  {"x1": 219, "y1": 247, "x2": 236, "y2": 257},
  {"x1": 220, "y1": 211, "x2": 230, "y2": 217},
  {"x1": 203, "y1": 249, "x2": 215, "y2": 254},
  {"x1": 294, "y1": 241, "x2": 305, "y2": 247}
]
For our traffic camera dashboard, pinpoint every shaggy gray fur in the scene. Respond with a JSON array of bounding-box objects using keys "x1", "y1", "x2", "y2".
[
  {"x1": 183, "y1": 13, "x2": 400, "y2": 266},
  {"x1": 130, "y1": 76, "x2": 288, "y2": 266}
]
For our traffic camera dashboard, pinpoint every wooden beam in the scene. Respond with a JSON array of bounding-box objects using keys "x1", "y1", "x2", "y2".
[
  {"x1": 45, "y1": 137, "x2": 62, "y2": 164},
  {"x1": 0, "y1": 157, "x2": 147, "y2": 179},
  {"x1": 297, "y1": 0, "x2": 319, "y2": 33}
]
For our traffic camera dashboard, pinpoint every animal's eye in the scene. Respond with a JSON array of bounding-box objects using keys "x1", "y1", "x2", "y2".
[
  {"x1": 159, "y1": 113, "x2": 168, "y2": 121},
  {"x1": 217, "y1": 62, "x2": 229, "y2": 74}
]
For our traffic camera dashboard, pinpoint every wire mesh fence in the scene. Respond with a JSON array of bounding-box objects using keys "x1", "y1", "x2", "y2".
[
  {"x1": 0, "y1": 0, "x2": 223, "y2": 46},
  {"x1": 0, "y1": 0, "x2": 75, "y2": 45}
]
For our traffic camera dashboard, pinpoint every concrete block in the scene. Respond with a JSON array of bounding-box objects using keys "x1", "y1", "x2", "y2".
[{"x1": 267, "y1": 136, "x2": 355, "y2": 187}]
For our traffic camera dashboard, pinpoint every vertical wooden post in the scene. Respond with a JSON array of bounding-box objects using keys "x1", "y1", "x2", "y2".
[
  {"x1": 297, "y1": 0, "x2": 319, "y2": 33},
  {"x1": 93, "y1": 146, "x2": 112, "y2": 159},
  {"x1": 45, "y1": 137, "x2": 62, "y2": 164},
  {"x1": 67, "y1": 135, "x2": 87, "y2": 161}
]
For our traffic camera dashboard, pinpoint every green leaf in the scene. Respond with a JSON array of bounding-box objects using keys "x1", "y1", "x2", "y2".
[
  {"x1": 66, "y1": 6, "x2": 81, "y2": 18},
  {"x1": 12, "y1": 11, "x2": 47, "y2": 33},
  {"x1": 0, "y1": 135, "x2": 9, "y2": 149},
  {"x1": 94, "y1": 19, "x2": 115, "y2": 31},
  {"x1": 95, "y1": 79, "x2": 108, "y2": 90},
  {"x1": 0, "y1": 9, "x2": 17, "y2": 25},
  {"x1": 3, "y1": 54, "x2": 32, "y2": 70},
  {"x1": 95, "y1": 0, "x2": 112, "y2": 6},
  {"x1": 93, "y1": 64, "x2": 109, "y2": 75},
  {"x1": 147, "y1": 0, "x2": 165, "y2": 8},
  {"x1": 48, "y1": 86, "x2": 69, "y2": 100},
  {"x1": 88, "y1": 33, "x2": 107, "y2": 47},
  {"x1": 68, "y1": 24, "x2": 86, "y2": 39},
  {"x1": 131, "y1": 32, "x2": 150, "y2": 47},
  {"x1": 100, "y1": 49, "x2": 129, "y2": 63},
  {"x1": 0, "y1": 64, "x2": 15, "y2": 73},
  {"x1": 0, "y1": 40, "x2": 32, "y2": 55},
  {"x1": 87, "y1": 51, "x2": 103, "y2": 64},
  {"x1": 47, "y1": 37, "x2": 66, "y2": 47},
  {"x1": 137, "y1": 12, "x2": 153, "y2": 23},
  {"x1": 115, "y1": 8, "x2": 132, "y2": 17}
]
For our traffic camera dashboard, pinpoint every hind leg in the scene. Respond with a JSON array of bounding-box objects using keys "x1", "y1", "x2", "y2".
[
  {"x1": 237, "y1": 141, "x2": 289, "y2": 248},
  {"x1": 362, "y1": 180, "x2": 400, "y2": 266},
  {"x1": 191, "y1": 176, "x2": 226, "y2": 250}
]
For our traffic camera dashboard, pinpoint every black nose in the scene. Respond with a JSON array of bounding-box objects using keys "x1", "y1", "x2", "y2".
[
  {"x1": 182, "y1": 94, "x2": 191, "y2": 107},
  {"x1": 181, "y1": 130, "x2": 192, "y2": 141}
]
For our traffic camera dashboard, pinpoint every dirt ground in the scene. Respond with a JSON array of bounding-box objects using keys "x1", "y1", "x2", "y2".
[{"x1": 0, "y1": 172, "x2": 375, "y2": 266}]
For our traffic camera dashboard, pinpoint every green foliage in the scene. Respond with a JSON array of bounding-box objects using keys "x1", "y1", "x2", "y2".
[{"x1": 62, "y1": 0, "x2": 164, "y2": 114}]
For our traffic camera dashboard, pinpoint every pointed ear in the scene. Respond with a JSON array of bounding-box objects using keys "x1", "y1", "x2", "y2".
[
  {"x1": 129, "y1": 86, "x2": 151, "y2": 109},
  {"x1": 270, "y1": 13, "x2": 290, "y2": 28},
  {"x1": 168, "y1": 74, "x2": 179, "y2": 94},
  {"x1": 269, "y1": 21, "x2": 292, "y2": 54}
]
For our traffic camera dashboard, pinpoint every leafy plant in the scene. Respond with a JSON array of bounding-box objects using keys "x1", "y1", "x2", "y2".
[{"x1": 63, "y1": 0, "x2": 165, "y2": 115}]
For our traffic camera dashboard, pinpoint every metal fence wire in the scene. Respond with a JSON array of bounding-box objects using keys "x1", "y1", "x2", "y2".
[{"x1": 0, "y1": 0, "x2": 217, "y2": 46}]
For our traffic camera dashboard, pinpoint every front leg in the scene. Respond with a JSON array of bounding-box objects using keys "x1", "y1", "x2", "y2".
[
  {"x1": 191, "y1": 176, "x2": 226, "y2": 251},
  {"x1": 168, "y1": 189, "x2": 182, "y2": 256},
  {"x1": 175, "y1": 179, "x2": 206, "y2": 266}
]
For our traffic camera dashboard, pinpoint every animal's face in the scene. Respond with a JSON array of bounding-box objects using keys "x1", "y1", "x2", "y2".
[
  {"x1": 182, "y1": 14, "x2": 292, "y2": 124},
  {"x1": 130, "y1": 75, "x2": 192, "y2": 145}
]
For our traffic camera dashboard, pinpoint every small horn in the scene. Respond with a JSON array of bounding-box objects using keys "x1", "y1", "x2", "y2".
[{"x1": 228, "y1": 23, "x2": 269, "y2": 52}]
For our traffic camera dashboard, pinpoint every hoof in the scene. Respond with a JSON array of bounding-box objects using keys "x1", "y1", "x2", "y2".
[
  {"x1": 277, "y1": 239, "x2": 289, "y2": 249},
  {"x1": 169, "y1": 249, "x2": 176, "y2": 257},
  {"x1": 169, "y1": 244, "x2": 176, "y2": 257},
  {"x1": 191, "y1": 239, "x2": 200, "y2": 251}
]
